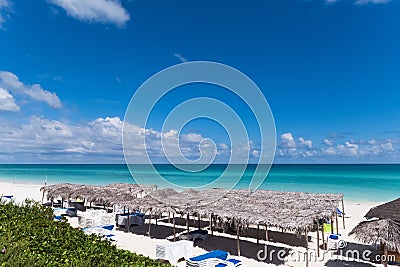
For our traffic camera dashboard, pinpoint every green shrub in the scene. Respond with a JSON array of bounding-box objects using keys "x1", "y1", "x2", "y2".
[{"x1": 0, "y1": 200, "x2": 170, "y2": 267}]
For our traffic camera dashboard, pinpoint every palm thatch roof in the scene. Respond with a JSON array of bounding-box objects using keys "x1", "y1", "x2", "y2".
[
  {"x1": 365, "y1": 198, "x2": 400, "y2": 221},
  {"x1": 41, "y1": 183, "x2": 343, "y2": 231},
  {"x1": 41, "y1": 183, "x2": 157, "y2": 206},
  {"x1": 350, "y1": 219, "x2": 400, "y2": 254}
]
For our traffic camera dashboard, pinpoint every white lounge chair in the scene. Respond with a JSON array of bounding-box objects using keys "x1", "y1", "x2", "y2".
[{"x1": 156, "y1": 240, "x2": 193, "y2": 265}]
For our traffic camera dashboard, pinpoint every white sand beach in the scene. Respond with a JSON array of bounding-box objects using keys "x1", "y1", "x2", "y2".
[{"x1": 0, "y1": 181, "x2": 384, "y2": 267}]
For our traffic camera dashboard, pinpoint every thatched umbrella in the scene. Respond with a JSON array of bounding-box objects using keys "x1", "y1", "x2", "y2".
[
  {"x1": 350, "y1": 219, "x2": 400, "y2": 266},
  {"x1": 365, "y1": 198, "x2": 400, "y2": 221}
]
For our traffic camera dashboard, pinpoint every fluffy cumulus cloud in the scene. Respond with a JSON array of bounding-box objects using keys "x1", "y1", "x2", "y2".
[
  {"x1": 276, "y1": 132, "x2": 399, "y2": 162},
  {"x1": 0, "y1": 71, "x2": 62, "y2": 108},
  {"x1": 323, "y1": 139, "x2": 334, "y2": 146},
  {"x1": 278, "y1": 133, "x2": 316, "y2": 158},
  {"x1": 0, "y1": 116, "x2": 242, "y2": 163},
  {"x1": 49, "y1": 0, "x2": 130, "y2": 27},
  {"x1": 280, "y1": 133, "x2": 296, "y2": 148},
  {"x1": 0, "y1": 88, "x2": 19, "y2": 111},
  {"x1": 0, "y1": 117, "x2": 398, "y2": 163},
  {"x1": 298, "y1": 137, "x2": 312, "y2": 149}
]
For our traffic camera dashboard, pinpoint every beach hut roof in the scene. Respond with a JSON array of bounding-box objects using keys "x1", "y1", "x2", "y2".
[
  {"x1": 350, "y1": 219, "x2": 400, "y2": 254},
  {"x1": 365, "y1": 198, "x2": 400, "y2": 221}
]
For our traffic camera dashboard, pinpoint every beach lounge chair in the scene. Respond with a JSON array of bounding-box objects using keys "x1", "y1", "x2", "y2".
[
  {"x1": 0, "y1": 195, "x2": 13, "y2": 203},
  {"x1": 215, "y1": 258, "x2": 243, "y2": 267},
  {"x1": 186, "y1": 250, "x2": 229, "y2": 267},
  {"x1": 337, "y1": 208, "x2": 351, "y2": 218},
  {"x1": 156, "y1": 240, "x2": 193, "y2": 265},
  {"x1": 83, "y1": 225, "x2": 114, "y2": 238},
  {"x1": 327, "y1": 234, "x2": 343, "y2": 250},
  {"x1": 116, "y1": 212, "x2": 145, "y2": 227},
  {"x1": 180, "y1": 229, "x2": 208, "y2": 241}
]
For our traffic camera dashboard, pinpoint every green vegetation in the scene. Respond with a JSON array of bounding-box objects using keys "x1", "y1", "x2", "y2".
[{"x1": 0, "y1": 200, "x2": 169, "y2": 267}]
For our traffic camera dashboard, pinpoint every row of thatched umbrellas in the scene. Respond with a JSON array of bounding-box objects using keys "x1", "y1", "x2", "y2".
[{"x1": 41, "y1": 183, "x2": 343, "y2": 232}]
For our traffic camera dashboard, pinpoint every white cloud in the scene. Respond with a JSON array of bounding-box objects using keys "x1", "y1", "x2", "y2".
[
  {"x1": 323, "y1": 139, "x2": 334, "y2": 146},
  {"x1": 174, "y1": 53, "x2": 188, "y2": 63},
  {"x1": 0, "y1": 71, "x2": 62, "y2": 108},
  {"x1": 281, "y1": 133, "x2": 296, "y2": 148},
  {"x1": 326, "y1": 0, "x2": 391, "y2": 4},
  {"x1": 49, "y1": 0, "x2": 130, "y2": 27},
  {"x1": 0, "y1": 88, "x2": 19, "y2": 111},
  {"x1": 0, "y1": 116, "x2": 236, "y2": 163},
  {"x1": 0, "y1": 0, "x2": 11, "y2": 29},
  {"x1": 368, "y1": 139, "x2": 377, "y2": 145},
  {"x1": 181, "y1": 133, "x2": 203, "y2": 143},
  {"x1": 0, "y1": 113, "x2": 398, "y2": 163},
  {"x1": 381, "y1": 142, "x2": 394, "y2": 152},
  {"x1": 298, "y1": 137, "x2": 312, "y2": 149},
  {"x1": 355, "y1": 0, "x2": 391, "y2": 4},
  {"x1": 219, "y1": 143, "x2": 229, "y2": 150}
]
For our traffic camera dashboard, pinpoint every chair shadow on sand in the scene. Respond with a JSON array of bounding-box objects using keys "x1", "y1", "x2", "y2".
[
  {"x1": 240, "y1": 227, "x2": 308, "y2": 248},
  {"x1": 161, "y1": 216, "x2": 308, "y2": 248},
  {"x1": 325, "y1": 260, "x2": 376, "y2": 267},
  {"x1": 195, "y1": 235, "x2": 290, "y2": 265},
  {"x1": 117, "y1": 223, "x2": 185, "y2": 240}
]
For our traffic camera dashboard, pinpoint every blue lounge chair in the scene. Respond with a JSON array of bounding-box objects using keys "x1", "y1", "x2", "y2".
[
  {"x1": 1, "y1": 195, "x2": 13, "y2": 199},
  {"x1": 215, "y1": 258, "x2": 243, "y2": 267},
  {"x1": 337, "y1": 208, "x2": 345, "y2": 216},
  {"x1": 102, "y1": 224, "x2": 114, "y2": 231},
  {"x1": 186, "y1": 250, "x2": 228, "y2": 267}
]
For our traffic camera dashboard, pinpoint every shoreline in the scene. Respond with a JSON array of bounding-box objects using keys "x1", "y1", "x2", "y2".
[{"x1": 0, "y1": 179, "x2": 388, "y2": 205}]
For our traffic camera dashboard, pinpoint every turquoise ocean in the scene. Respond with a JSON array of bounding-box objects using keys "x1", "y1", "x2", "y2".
[{"x1": 0, "y1": 164, "x2": 399, "y2": 202}]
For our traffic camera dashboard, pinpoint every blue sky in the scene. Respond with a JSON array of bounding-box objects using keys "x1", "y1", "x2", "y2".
[{"x1": 0, "y1": 0, "x2": 399, "y2": 163}]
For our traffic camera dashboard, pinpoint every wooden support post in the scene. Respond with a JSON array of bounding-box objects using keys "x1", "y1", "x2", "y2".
[
  {"x1": 321, "y1": 218, "x2": 325, "y2": 250},
  {"x1": 186, "y1": 213, "x2": 190, "y2": 234},
  {"x1": 236, "y1": 219, "x2": 241, "y2": 257},
  {"x1": 335, "y1": 212, "x2": 339, "y2": 235},
  {"x1": 210, "y1": 213, "x2": 214, "y2": 236},
  {"x1": 148, "y1": 210, "x2": 152, "y2": 238},
  {"x1": 257, "y1": 224, "x2": 260, "y2": 246},
  {"x1": 126, "y1": 214, "x2": 130, "y2": 233},
  {"x1": 197, "y1": 213, "x2": 201, "y2": 230},
  {"x1": 383, "y1": 243, "x2": 388, "y2": 267},
  {"x1": 341, "y1": 199, "x2": 346, "y2": 229},
  {"x1": 265, "y1": 224, "x2": 269, "y2": 242},
  {"x1": 305, "y1": 230, "x2": 309, "y2": 267},
  {"x1": 173, "y1": 215, "x2": 176, "y2": 242},
  {"x1": 330, "y1": 216, "x2": 334, "y2": 234},
  {"x1": 168, "y1": 211, "x2": 171, "y2": 223},
  {"x1": 316, "y1": 218, "x2": 320, "y2": 257},
  {"x1": 156, "y1": 214, "x2": 158, "y2": 226}
]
